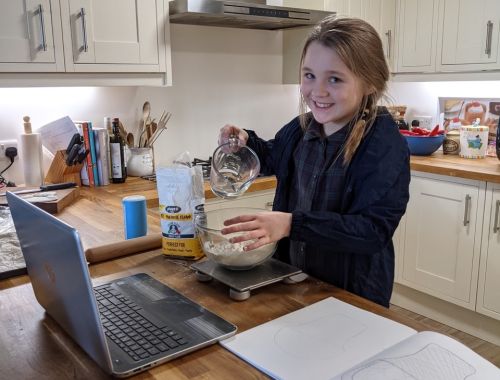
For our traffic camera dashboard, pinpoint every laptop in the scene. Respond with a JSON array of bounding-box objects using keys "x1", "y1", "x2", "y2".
[{"x1": 7, "y1": 192, "x2": 237, "y2": 377}]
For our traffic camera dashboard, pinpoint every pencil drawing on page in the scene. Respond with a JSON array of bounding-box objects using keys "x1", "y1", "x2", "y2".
[{"x1": 342, "y1": 343, "x2": 476, "y2": 380}]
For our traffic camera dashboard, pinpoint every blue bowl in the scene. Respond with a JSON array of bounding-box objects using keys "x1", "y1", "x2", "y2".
[{"x1": 404, "y1": 135, "x2": 445, "y2": 156}]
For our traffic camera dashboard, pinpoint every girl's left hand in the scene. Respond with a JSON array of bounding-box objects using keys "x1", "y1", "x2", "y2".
[{"x1": 221, "y1": 211, "x2": 292, "y2": 251}]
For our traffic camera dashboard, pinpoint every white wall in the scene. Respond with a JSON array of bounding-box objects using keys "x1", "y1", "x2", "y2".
[{"x1": 133, "y1": 24, "x2": 300, "y2": 167}]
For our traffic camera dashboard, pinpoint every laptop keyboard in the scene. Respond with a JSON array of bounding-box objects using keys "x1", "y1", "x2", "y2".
[{"x1": 94, "y1": 284, "x2": 189, "y2": 362}]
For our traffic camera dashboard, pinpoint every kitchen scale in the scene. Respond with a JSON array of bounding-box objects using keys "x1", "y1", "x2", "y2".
[{"x1": 191, "y1": 258, "x2": 306, "y2": 301}]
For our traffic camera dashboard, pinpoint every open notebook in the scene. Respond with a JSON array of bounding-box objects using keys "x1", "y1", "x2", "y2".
[{"x1": 220, "y1": 297, "x2": 500, "y2": 380}]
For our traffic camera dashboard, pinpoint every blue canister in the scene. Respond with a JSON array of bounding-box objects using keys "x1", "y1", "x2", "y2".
[{"x1": 122, "y1": 195, "x2": 147, "y2": 239}]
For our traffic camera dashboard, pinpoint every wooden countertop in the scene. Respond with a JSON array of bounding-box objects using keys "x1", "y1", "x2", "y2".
[
  {"x1": 0, "y1": 176, "x2": 437, "y2": 379},
  {"x1": 410, "y1": 152, "x2": 500, "y2": 183}
]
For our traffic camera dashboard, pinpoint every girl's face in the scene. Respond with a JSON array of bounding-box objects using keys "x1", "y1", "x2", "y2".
[{"x1": 300, "y1": 41, "x2": 367, "y2": 134}]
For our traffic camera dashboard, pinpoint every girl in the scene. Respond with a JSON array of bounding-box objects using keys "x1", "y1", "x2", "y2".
[{"x1": 218, "y1": 16, "x2": 410, "y2": 307}]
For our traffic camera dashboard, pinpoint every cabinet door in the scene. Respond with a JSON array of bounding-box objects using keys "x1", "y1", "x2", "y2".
[
  {"x1": 0, "y1": 0, "x2": 64, "y2": 71},
  {"x1": 61, "y1": 0, "x2": 161, "y2": 71},
  {"x1": 477, "y1": 184, "x2": 500, "y2": 320},
  {"x1": 440, "y1": 0, "x2": 500, "y2": 68},
  {"x1": 401, "y1": 174, "x2": 483, "y2": 309},
  {"x1": 396, "y1": 0, "x2": 439, "y2": 72}
]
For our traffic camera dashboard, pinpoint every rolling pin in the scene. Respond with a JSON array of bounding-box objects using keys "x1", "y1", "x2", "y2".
[{"x1": 85, "y1": 233, "x2": 162, "y2": 263}]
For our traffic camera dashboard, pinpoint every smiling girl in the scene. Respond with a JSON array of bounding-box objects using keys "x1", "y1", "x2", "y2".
[{"x1": 218, "y1": 16, "x2": 410, "y2": 307}]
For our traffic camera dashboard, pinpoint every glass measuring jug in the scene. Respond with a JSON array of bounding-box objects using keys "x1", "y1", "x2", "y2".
[{"x1": 210, "y1": 136, "x2": 260, "y2": 199}]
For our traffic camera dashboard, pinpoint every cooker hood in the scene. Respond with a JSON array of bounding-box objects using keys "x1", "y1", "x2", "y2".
[{"x1": 169, "y1": 0, "x2": 334, "y2": 30}]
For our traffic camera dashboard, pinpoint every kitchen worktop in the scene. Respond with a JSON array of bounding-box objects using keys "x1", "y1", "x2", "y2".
[
  {"x1": 410, "y1": 152, "x2": 500, "y2": 183},
  {"x1": 0, "y1": 176, "x2": 436, "y2": 379}
]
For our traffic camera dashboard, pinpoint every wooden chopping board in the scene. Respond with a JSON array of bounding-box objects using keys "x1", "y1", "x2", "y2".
[{"x1": 0, "y1": 187, "x2": 80, "y2": 214}]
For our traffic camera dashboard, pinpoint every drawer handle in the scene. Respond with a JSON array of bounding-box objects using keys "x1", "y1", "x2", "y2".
[
  {"x1": 36, "y1": 4, "x2": 47, "y2": 51},
  {"x1": 79, "y1": 8, "x2": 88, "y2": 52},
  {"x1": 463, "y1": 194, "x2": 471, "y2": 226},
  {"x1": 485, "y1": 20, "x2": 493, "y2": 57},
  {"x1": 265, "y1": 201, "x2": 273, "y2": 209},
  {"x1": 494, "y1": 200, "x2": 500, "y2": 234},
  {"x1": 385, "y1": 29, "x2": 392, "y2": 59}
]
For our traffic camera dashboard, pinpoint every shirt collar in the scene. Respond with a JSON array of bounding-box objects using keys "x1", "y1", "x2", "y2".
[{"x1": 303, "y1": 119, "x2": 349, "y2": 142}]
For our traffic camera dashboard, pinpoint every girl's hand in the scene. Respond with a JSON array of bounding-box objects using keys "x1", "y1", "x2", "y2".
[
  {"x1": 218, "y1": 124, "x2": 249, "y2": 147},
  {"x1": 221, "y1": 211, "x2": 292, "y2": 251}
]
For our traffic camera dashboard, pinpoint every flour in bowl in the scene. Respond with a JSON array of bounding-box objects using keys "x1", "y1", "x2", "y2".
[{"x1": 203, "y1": 240, "x2": 273, "y2": 268}]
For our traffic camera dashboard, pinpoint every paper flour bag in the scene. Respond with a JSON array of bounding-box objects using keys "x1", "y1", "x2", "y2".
[{"x1": 156, "y1": 165, "x2": 205, "y2": 260}]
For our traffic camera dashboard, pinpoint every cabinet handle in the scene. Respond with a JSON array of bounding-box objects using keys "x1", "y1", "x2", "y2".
[
  {"x1": 79, "y1": 8, "x2": 88, "y2": 52},
  {"x1": 384, "y1": 29, "x2": 392, "y2": 59},
  {"x1": 494, "y1": 200, "x2": 500, "y2": 233},
  {"x1": 36, "y1": 4, "x2": 47, "y2": 51},
  {"x1": 485, "y1": 21, "x2": 493, "y2": 57},
  {"x1": 265, "y1": 201, "x2": 273, "y2": 209},
  {"x1": 463, "y1": 194, "x2": 471, "y2": 226}
]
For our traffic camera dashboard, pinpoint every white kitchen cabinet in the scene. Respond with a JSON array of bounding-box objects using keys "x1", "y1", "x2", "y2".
[
  {"x1": 438, "y1": 0, "x2": 500, "y2": 71},
  {"x1": 476, "y1": 183, "x2": 500, "y2": 320},
  {"x1": 400, "y1": 172, "x2": 484, "y2": 310},
  {"x1": 0, "y1": 0, "x2": 64, "y2": 72},
  {"x1": 205, "y1": 189, "x2": 275, "y2": 212},
  {"x1": 0, "y1": 0, "x2": 171, "y2": 84},
  {"x1": 396, "y1": 0, "x2": 439, "y2": 73},
  {"x1": 59, "y1": 0, "x2": 167, "y2": 73}
]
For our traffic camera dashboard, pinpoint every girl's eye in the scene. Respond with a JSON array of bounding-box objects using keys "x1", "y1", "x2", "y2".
[
  {"x1": 329, "y1": 76, "x2": 339, "y2": 83},
  {"x1": 304, "y1": 72, "x2": 314, "y2": 80}
]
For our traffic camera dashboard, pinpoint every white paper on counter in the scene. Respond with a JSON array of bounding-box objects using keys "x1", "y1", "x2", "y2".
[
  {"x1": 220, "y1": 297, "x2": 416, "y2": 380},
  {"x1": 337, "y1": 331, "x2": 500, "y2": 380},
  {"x1": 38, "y1": 116, "x2": 79, "y2": 155}
]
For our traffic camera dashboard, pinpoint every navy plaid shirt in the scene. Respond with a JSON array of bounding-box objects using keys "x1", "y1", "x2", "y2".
[{"x1": 288, "y1": 120, "x2": 348, "y2": 269}]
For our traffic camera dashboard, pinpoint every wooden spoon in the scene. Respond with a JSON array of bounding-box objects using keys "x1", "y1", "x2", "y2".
[{"x1": 126, "y1": 132, "x2": 135, "y2": 148}]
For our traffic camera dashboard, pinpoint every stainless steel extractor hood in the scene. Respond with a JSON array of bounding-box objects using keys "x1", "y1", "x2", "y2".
[{"x1": 169, "y1": 0, "x2": 335, "y2": 30}]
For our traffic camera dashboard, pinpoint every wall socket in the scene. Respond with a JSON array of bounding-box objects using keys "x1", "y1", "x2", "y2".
[
  {"x1": 412, "y1": 116, "x2": 433, "y2": 130},
  {"x1": 0, "y1": 140, "x2": 18, "y2": 162}
]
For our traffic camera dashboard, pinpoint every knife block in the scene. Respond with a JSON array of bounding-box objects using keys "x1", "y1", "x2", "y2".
[{"x1": 45, "y1": 150, "x2": 83, "y2": 186}]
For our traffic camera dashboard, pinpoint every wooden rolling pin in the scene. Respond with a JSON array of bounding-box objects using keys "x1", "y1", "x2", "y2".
[{"x1": 85, "y1": 233, "x2": 162, "y2": 263}]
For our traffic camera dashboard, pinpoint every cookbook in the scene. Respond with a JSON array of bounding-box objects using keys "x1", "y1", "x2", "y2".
[{"x1": 220, "y1": 297, "x2": 499, "y2": 379}]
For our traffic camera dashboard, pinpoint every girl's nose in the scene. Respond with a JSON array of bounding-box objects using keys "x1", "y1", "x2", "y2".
[{"x1": 312, "y1": 82, "x2": 329, "y2": 97}]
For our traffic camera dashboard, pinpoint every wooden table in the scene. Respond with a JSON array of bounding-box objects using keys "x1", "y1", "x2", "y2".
[{"x1": 0, "y1": 176, "x2": 434, "y2": 379}]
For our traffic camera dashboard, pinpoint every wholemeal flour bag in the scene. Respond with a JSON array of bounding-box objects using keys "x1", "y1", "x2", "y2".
[{"x1": 156, "y1": 163, "x2": 205, "y2": 260}]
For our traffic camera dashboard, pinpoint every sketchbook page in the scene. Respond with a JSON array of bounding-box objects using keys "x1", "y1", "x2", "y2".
[
  {"x1": 337, "y1": 331, "x2": 500, "y2": 380},
  {"x1": 220, "y1": 297, "x2": 416, "y2": 380}
]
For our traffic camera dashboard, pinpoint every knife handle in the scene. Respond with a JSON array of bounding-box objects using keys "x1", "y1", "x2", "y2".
[{"x1": 40, "y1": 182, "x2": 77, "y2": 191}]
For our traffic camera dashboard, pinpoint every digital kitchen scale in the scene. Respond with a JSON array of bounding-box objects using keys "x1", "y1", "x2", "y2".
[{"x1": 191, "y1": 258, "x2": 306, "y2": 301}]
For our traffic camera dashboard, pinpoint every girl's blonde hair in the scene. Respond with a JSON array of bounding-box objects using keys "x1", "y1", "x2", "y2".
[{"x1": 299, "y1": 16, "x2": 390, "y2": 165}]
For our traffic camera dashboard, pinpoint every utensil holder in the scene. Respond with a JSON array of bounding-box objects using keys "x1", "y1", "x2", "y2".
[{"x1": 45, "y1": 150, "x2": 83, "y2": 185}]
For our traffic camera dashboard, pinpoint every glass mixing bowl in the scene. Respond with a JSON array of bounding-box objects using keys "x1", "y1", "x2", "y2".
[
  {"x1": 195, "y1": 207, "x2": 276, "y2": 270},
  {"x1": 210, "y1": 137, "x2": 260, "y2": 199}
]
